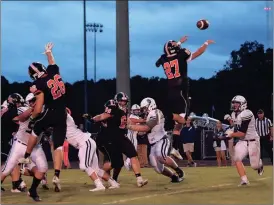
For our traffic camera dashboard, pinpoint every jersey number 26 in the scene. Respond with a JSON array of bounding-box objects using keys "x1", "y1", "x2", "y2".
[{"x1": 47, "y1": 74, "x2": 66, "y2": 100}]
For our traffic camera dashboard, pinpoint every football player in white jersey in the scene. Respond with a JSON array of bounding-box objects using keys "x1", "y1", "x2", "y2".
[
  {"x1": 65, "y1": 108, "x2": 120, "y2": 191},
  {"x1": 2, "y1": 93, "x2": 48, "y2": 201},
  {"x1": 225, "y1": 95, "x2": 264, "y2": 186},
  {"x1": 1, "y1": 94, "x2": 27, "y2": 193},
  {"x1": 127, "y1": 97, "x2": 184, "y2": 183},
  {"x1": 124, "y1": 104, "x2": 146, "y2": 170},
  {"x1": 42, "y1": 108, "x2": 120, "y2": 192}
]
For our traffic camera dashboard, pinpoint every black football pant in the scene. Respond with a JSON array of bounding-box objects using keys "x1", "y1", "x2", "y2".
[
  {"x1": 163, "y1": 86, "x2": 190, "y2": 130},
  {"x1": 260, "y1": 136, "x2": 273, "y2": 164},
  {"x1": 32, "y1": 107, "x2": 67, "y2": 150}
]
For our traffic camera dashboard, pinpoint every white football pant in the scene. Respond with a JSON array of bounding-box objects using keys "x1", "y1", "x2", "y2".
[
  {"x1": 149, "y1": 137, "x2": 171, "y2": 174},
  {"x1": 234, "y1": 139, "x2": 262, "y2": 170},
  {"x1": 78, "y1": 138, "x2": 105, "y2": 178},
  {"x1": 1, "y1": 139, "x2": 48, "y2": 176}
]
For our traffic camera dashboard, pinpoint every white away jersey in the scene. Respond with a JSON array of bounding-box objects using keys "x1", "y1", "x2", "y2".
[
  {"x1": 127, "y1": 114, "x2": 139, "y2": 137},
  {"x1": 15, "y1": 106, "x2": 31, "y2": 144},
  {"x1": 239, "y1": 109, "x2": 259, "y2": 140},
  {"x1": 146, "y1": 109, "x2": 166, "y2": 144},
  {"x1": 66, "y1": 114, "x2": 91, "y2": 149}
]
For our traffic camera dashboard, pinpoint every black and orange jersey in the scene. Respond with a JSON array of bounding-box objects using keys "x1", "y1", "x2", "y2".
[
  {"x1": 100, "y1": 99, "x2": 128, "y2": 138},
  {"x1": 156, "y1": 48, "x2": 191, "y2": 87},
  {"x1": 32, "y1": 64, "x2": 66, "y2": 109}
]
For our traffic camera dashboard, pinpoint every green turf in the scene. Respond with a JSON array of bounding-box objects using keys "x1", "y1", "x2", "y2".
[{"x1": 1, "y1": 166, "x2": 273, "y2": 204}]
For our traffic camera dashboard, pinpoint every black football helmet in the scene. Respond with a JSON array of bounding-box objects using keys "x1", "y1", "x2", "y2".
[
  {"x1": 28, "y1": 62, "x2": 47, "y2": 80},
  {"x1": 163, "y1": 40, "x2": 180, "y2": 56},
  {"x1": 114, "y1": 92, "x2": 129, "y2": 111},
  {"x1": 8, "y1": 93, "x2": 25, "y2": 107},
  {"x1": 104, "y1": 99, "x2": 116, "y2": 108}
]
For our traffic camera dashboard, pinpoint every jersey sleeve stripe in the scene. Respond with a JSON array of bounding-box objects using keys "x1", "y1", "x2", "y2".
[
  {"x1": 241, "y1": 114, "x2": 253, "y2": 121},
  {"x1": 17, "y1": 108, "x2": 24, "y2": 115}
]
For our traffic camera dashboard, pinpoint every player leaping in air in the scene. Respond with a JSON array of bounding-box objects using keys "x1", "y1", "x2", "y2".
[
  {"x1": 155, "y1": 36, "x2": 214, "y2": 158},
  {"x1": 19, "y1": 42, "x2": 67, "y2": 195}
]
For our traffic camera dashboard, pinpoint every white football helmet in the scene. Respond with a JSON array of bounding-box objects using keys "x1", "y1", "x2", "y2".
[
  {"x1": 231, "y1": 95, "x2": 247, "y2": 111},
  {"x1": 131, "y1": 104, "x2": 140, "y2": 116},
  {"x1": 25, "y1": 93, "x2": 36, "y2": 105},
  {"x1": 140, "y1": 97, "x2": 157, "y2": 115}
]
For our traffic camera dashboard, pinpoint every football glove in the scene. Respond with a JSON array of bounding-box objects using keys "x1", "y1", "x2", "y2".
[
  {"x1": 224, "y1": 114, "x2": 231, "y2": 121},
  {"x1": 225, "y1": 128, "x2": 234, "y2": 138}
]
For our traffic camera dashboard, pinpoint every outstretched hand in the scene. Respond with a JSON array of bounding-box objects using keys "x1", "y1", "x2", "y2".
[
  {"x1": 43, "y1": 42, "x2": 54, "y2": 54},
  {"x1": 179, "y1": 36, "x2": 188, "y2": 43},
  {"x1": 206, "y1": 40, "x2": 215, "y2": 45}
]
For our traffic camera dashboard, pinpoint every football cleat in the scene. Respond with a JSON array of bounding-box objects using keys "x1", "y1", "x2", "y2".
[
  {"x1": 238, "y1": 180, "x2": 249, "y2": 187},
  {"x1": 28, "y1": 191, "x2": 42, "y2": 202},
  {"x1": 52, "y1": 176, "x2": 61, "y2": 192},
  {"x1": 171, "y1": 175, "x2": 184, "y2": 183},
  {"x1": 257, "y1": 165, "x2": 264, "y2": 176},
  {"x1": 137, "y1": 179, "x2": 148, "y2": 187},
  {"x1": 89, "y1": 186, "x2": 106, "y2": 192}
]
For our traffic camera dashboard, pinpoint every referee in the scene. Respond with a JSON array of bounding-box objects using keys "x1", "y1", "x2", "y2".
[{"x1": 255, "y1": 109, "x2": 273, "y2": 164}]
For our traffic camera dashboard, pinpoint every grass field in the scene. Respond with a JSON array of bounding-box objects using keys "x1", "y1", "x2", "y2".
[{"x1": 1, "y1": 166, "x2": 273, "y2": 204}]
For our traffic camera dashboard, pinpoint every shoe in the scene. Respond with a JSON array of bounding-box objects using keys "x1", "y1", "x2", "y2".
[
  {"x1": 108, "y1": 179, "x2": 120, "y2": 189},
  {"x1": 40, "y1": 179, "x2": 49, "y2": 190},
  {"x1": 238, "y1": 180, "x2": 249, "y2": 187},
  {"x1": 19, "y1": 180, "x2": 27, "y2": 192},
  {"x1": 176, "y1": 169, "x2": 185, "y2": 179},
  {"x1": 52, "y1": 176, "x2": 61, "y2": 192},
  {"x1": 137, "y1": 179, "x2": 148, "y2": 187},
  {"x1": 89, "y1": 186, "x2": 106, "y2": 192},
  {"x1": 28, "y1": 190, "x2": 42, "y2": 202},
  {"x1": 170, "y1": 148, "x2": 183, "y2": 160},
  {"x1": 257, "y1": 165, "x2": 264, "y2": 176},
  {"x1": 171, "y1": 175, "x2": 184, "y2": 183},
  {"x1": 11, "y1": 188, "x2": 22, "y2": 193}
]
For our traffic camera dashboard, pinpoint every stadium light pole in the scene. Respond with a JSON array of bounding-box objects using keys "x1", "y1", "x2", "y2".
[
  {"x1": 83, "y1": 0, "x2": 88, "y2": 132},
  {"x1": 86, "y1": 23, "x2": 103, "y2": 83}
]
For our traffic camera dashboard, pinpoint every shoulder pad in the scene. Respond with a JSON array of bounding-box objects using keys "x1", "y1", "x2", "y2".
[
  {"x1": 147, "y1": 110, "x2": 159, "y2": 121},
  {"x1": 240, "y1": 109, "x2": 253, "y2": 121}
]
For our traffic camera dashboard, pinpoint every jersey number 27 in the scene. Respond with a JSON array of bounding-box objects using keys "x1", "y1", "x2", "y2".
[
  {"x1": 47, "y1": 74, "x2": 66, "y2": 100},
  {"x1": 163, "y1": 59, "x2": 181, "y2": 80}
]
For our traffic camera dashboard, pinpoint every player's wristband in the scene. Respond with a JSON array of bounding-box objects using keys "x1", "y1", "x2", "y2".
[
  {"x1": 204, "y1": 42, "x2": 209, "y2": 45},
  {"x1": 177, "y1": 41, "x2": 182, "y2": 46}
]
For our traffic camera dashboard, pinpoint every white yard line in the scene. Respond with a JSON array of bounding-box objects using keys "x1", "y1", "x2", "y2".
[{"x1": 101, "y1": 177, "x2": 271, "y2": 204}]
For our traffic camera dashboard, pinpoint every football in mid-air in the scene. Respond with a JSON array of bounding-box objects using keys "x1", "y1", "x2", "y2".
[{"x1": 196, "y1": 19, "x2": 209, "y2": 30}]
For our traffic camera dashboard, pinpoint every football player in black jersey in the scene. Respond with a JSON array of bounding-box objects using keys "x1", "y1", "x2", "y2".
[
  {"x1": 156, "y1": 36, "x2": 214, "y2": 153},
  {"x1": 19, "y1": 43, "x2": 67, "y2": 200},
  {"x1": 84, "y1": 92, "x2": 148, "y2": 187}
]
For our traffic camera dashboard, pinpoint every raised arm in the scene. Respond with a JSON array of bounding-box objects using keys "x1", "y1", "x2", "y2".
[
  {"x1": 44, "y1": 42, "x2": 55, "y2": 65},
  {"x1": 189, "y1": 40, "x2": 215, "y2": 61}
]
